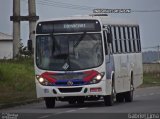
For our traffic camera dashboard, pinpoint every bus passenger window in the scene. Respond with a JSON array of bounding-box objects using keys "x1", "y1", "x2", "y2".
[{"x1": 111, "y1": 26, "x2": 116, "y2": 53}]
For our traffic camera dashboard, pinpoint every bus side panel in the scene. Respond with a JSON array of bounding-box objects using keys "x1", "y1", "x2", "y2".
[
  {"x1": 105, "y1": 55, "x2": 115, "y2": 95},
  {"x1": 123, "y1": 53, "x2": 143, "y2": 92},
  {"x1": 113, "y1": 54, "x2": 124, "y2": 93},
  {"x1": 133, "y1": 53, "x2": 143, "y2": 88},
  {"x1": 121, "y1": 54, "x2": 130, "y2": 92}
]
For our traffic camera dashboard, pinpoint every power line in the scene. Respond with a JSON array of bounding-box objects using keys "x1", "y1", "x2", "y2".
[
  {"x1": 44, "y1": 0, "x2": 95, "y2": 9},
  {"x1": 22, "y1": 0, "x2": 160, "y2": 13},
  {"x1": 36, "y1": 1, "x2": 91, "y2": 11},
  {"x1": 132, "y1": 10, "x2": 160, "y2": 13},
  {"x1": 22, "y1": 0, "x2": 92, "y2": 11}
]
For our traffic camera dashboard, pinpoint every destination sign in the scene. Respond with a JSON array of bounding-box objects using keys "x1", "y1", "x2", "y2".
[
  {"x1": 36, "y1": 20, "x2": 101, "y2": 34},
  {"x1": 64, "y1": 24, "x2": 86, "y2": 29}
]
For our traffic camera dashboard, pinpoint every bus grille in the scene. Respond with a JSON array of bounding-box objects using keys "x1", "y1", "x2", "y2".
[
  {"x1": 55, "y1": 81, "x2": 85, "y2": 86},
  {"x1": 58, "y1": 87, "x2": 82, "y2": 93}
]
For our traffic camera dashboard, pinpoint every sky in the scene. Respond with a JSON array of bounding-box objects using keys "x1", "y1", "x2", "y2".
[{"x1": 0, "y1": 0, "x2": 160, "y2": 51}]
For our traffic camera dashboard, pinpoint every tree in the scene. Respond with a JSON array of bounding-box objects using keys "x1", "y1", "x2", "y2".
[{"x1": 18, "y1": 39, "x2": 32, "y2": 58}]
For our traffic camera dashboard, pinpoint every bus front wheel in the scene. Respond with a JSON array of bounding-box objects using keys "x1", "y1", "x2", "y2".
[
  {"x1": 104, "y1": 81, "x2": 116, "y2": 106},
  {"x1": 68, "y1": 100, "x2": 76, "y2": 104},
  {"x1": 44, "y1": 97, "x2": 55, "y2": 108}
]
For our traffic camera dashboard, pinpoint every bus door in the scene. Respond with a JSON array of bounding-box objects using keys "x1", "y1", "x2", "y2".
[{"x1": 103, "y1": 26, "x2": 116, "y2": 91}]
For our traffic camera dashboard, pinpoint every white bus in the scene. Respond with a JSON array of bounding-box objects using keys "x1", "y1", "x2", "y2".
[{"x1": 33, "y1": 14, "x2": 143, "y2": 108}]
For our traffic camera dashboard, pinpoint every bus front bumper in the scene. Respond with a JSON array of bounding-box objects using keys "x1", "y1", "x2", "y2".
[{"x1": 35, "y1": 80, "x2": 111, "y2": 98}]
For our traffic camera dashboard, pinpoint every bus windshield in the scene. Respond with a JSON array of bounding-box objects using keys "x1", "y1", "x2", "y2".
[{"x1": 36, "y1": 33, "x2": 103, "y2": 71}]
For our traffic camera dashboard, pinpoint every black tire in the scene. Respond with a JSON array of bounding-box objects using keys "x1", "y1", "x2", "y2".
[
  {"x1": 104, "y1": 95, "x2": 113, "y2": 106},
  {"x1": 124, "y1": 91, "x2": 133, "y2": 102},
  {"x1": 116, "y1": 93, "x2": 124, "y2": 103},
  {"x1": 68, "y1": 100, "x2": 76, "y2": 104},
  {"x1": 124, "y1": 78, "x2": 134, "y2": 102},
  {"x1": 44, "y1": 97, "x2": 55, "y2": 108},
  {"x1": 77, "y1": 99, "x2": 85, "y2": 104},
  {"x1": 104, "y1": 80, "x2": 116, "y2": 106}
]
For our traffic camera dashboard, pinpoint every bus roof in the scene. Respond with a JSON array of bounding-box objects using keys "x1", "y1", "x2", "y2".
[{"x1": 38, "y1": 15, "x2": 138, "y2": 26}]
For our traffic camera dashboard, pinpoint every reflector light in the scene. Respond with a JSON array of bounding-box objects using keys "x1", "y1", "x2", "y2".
[{"x1": 90, "y1": 87, "x2": 102, "y2": 92}]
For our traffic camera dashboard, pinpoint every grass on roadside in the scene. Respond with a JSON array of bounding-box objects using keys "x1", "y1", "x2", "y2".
[
  {"x1": 0, "y1": 58, "x2": 160, "y2": 106},
  {"x1": 142, "y1": 72, "x2": 160, "y2": 87},
  {"x1": 0, "y1": 58, "x2": 36, "y2": 105}
]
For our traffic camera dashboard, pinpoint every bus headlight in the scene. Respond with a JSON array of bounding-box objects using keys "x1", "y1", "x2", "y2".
[
  {"x1": 39, "y1": 77, "x2": 45, "y2": 83},
  {"x1": 96, "y1": 74, "x2": 102, "y2": 80},
  {"x1": 90, "y1": 72, "x2": 104, "y2": 84},
  {"x1": 36, "y1": 76, "x2": 51, "y2": 86}
]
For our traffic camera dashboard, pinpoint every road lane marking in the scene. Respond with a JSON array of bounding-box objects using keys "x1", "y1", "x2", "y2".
[
  {"x1": 39, "y1": 115, "x2": 50, "y2": 119},
  {"x1": 54, "y1": 112, "x2": 64, "y2": 115},
  {"x1": 65, "y1": 110, "x2": 76, "y2": 113},
  {"x1": 79, "y1": 108, "x2": 88, "y2": 110}
]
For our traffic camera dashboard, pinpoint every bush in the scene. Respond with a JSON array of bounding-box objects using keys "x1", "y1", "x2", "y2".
[{"x1": 0, "y1": 58, "x2": 36, "y2": 104}]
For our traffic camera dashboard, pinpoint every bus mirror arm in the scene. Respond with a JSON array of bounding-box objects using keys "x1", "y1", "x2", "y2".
[
  {"x1": 27, "y1": 39, "x2": 32, "y2": 52},
  {"x1": 107, "y1": 31, "x2": 112, "y2": 63},
  {"x1": 106, "y1": 43, "x2": 112, "y2": 64}
]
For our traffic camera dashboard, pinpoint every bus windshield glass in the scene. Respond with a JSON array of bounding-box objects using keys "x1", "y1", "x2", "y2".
[{"x1": 36, "y1": 33, "x2": 103, "y2": 71}]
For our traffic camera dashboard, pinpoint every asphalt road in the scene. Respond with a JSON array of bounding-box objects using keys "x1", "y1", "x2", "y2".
[{"x1": 0, "y1": 86, "x2": 160, "y2": 119}]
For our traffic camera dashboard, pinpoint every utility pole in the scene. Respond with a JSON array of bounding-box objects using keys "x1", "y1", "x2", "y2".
[
  {"x1": 10, "y1": 0, "x2": 39, "y2": 58},
  {"x1": 28, "y1": 0, "x2": 37, "y2": 51},
  {"x1": 12, "y1": 0, "x2": 20, "y2": 57}
]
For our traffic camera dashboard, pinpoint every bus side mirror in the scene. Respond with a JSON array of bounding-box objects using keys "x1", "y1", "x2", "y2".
[
  {"x1": 107, "y1": 33, "x2": 112, "y2": 44},
  {"x1": 27, "y1": 39, "x2": 32, "y2": 52}
]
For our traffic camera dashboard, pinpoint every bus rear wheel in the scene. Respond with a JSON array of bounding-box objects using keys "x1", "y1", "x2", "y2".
[
  {"x1": 124, "y1": 79, "x2": 134, "y2": 102},
  {"x1": 116, "y1": 93, "x2": 124, "y2": 102},
  {"x1": 44, "y1": 97, "x2": 55, "y2": 108}
]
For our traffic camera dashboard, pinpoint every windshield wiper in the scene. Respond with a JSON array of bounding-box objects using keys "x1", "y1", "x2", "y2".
[
  {"x1": 50, "y1": 33, "x2": 61, "y2": 53},
  {"x1": 50, "y1": 33, "x2": 71, "y2": 70},
  {"x1": 62, "y1": 33, "x2": 86, "y2": 71},
  {"x1": 73, "y1": 32, "x2": 86, "y2": 48}
]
